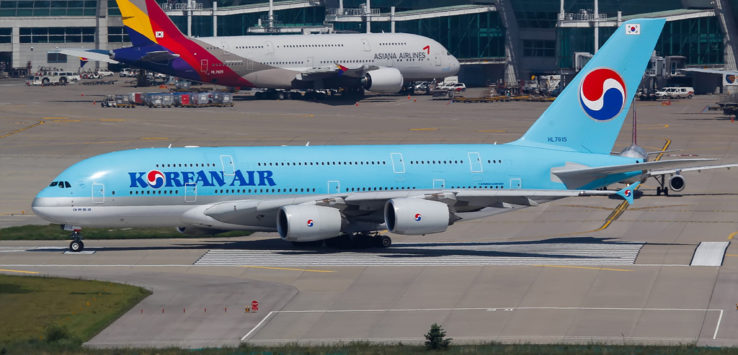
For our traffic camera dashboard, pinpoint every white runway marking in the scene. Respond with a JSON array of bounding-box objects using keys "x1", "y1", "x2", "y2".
[
  {"x1": 0, "y1": 246, "x2": 65, "y2": 253},
  {"x1": 691, "y1": 242, "x2": 729, "y2": 266},
  {"x1": 242, "y1": 307, "x2": 724, "y2": 342},
  {"x1": 197, "y1": 242, "x2": 645, "y2": 266},
  {"x1": 63, "y1": 250, "x2": 96, "y2": 255}
]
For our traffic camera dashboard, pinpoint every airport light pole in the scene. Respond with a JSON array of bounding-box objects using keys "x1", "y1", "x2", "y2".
[{"x1": 594, "y1": 0, "x2": 599, "y2": 53}]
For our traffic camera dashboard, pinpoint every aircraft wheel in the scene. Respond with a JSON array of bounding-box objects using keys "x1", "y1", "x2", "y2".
[
  {"x1": 656, "y1": 187, "x2": 662, "y2": 196},
  {"x1": 379, "y1": 235, "x2": 392, "y2": 248},
  {"x1": 663, "y1": 187, "x2": 669, "y2": 196},
  {"x1": 69, "y1": 240, "x2": 84, "y2": 252}
]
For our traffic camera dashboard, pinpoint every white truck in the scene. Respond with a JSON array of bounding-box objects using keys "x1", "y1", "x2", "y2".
[
  {"x1": 26, "y1": 72, "x2": 79, "y2": 86},
  {"x1": 655, "y1": 86, "x2": 695, "y2": 99}
]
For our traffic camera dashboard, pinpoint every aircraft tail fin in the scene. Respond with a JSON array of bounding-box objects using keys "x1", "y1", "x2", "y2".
[
  {"x1": 512, "y1": 19, "x2": 665, "y2": 154},
  {"x1": 115, "y1": 0, "x2": 187, "y2": 47}
]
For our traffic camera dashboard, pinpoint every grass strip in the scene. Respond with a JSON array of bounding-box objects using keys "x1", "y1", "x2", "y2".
[
  {"x1": 0, "y1": 274, "x2": 150, "y2": 350},
  {"x1": 0, "y1": 224, "x2": 250, "y2": 240},
  {"x1": 1, "y1": 341, "x2": 736, "y2": 355}
]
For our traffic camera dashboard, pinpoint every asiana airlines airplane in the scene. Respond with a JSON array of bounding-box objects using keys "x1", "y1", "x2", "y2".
[
  {"x1": 59, "y1": 0, "x2": 460, "y2": 94},
  {"x1": 34, "y1": 18, "x2": 737, "y2": 252}
]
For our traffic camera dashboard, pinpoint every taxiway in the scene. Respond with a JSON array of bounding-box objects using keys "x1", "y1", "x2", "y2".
[{"x1": 0, "y1": 80, "x2": 736, "y2": 347}]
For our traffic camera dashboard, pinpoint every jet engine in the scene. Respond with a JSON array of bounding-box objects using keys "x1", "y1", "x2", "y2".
[
  {"x1": 384, "y1": 198, "x2": 451, "y2": 235},
  {"x1": 362, "y1": 68, "x2": 404, "y2": 93},
  {"x1": 277, "y1": 205, "x2": 342, "y2": 242},
  {"x1": 669, "y1": 175, "x2": 685, "y2": 192}
]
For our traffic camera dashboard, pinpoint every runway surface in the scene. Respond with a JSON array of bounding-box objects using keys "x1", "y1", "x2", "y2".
[
  {"x1": 194, "y1": 241, "x2": 646, "y2": 266},
  {"x1": 1, "y1": 79, "x2": 737, "y2": 347}
]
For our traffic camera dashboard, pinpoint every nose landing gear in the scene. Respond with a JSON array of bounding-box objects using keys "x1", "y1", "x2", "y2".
[{"x1": 68, "y1": 230, "x2": 84, "y2": 252}]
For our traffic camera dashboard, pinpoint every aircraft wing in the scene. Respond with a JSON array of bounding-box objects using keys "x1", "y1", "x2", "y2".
[
  {"x1": 552, "y1": 158, "x2": 723, "y2": 188},
  {"x1": 296, "y1": 64, "x2": 380, "y2": 81},
  {"x1": 648, "y1": 163, "x2": 738, "y2": 176},
  {"x1": 195, "y1": 187, "x2": 633, "y2": 228},
  {"x1": 50, "y1": 48, "x2": 119, "y2": 64}
]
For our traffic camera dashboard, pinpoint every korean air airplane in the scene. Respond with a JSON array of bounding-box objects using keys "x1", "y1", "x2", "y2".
[
  {"x1": 34, "y1": 19, "x2": 737, "y2": 252},
  {"x1": 59, "y1": 0, "x2": 459, "y2": 94}
]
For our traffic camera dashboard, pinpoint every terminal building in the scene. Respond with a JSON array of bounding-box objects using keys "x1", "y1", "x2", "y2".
[{"x1": 1, "y1": 0, "x2": 736, "y2": 89}]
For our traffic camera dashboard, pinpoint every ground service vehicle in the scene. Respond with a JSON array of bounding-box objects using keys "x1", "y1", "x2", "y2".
[{"x1": 655, "y1": 86, "x2": 694, "y2": 99}]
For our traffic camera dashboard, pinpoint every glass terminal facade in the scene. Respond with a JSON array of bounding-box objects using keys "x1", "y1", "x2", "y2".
[{"x1": 0, "y1": 0, "x2": 734, "y2": 81}]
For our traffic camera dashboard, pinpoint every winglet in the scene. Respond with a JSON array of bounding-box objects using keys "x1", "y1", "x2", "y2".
[{"x1": 615, "y1": 182, "x2": 640, "y2": 204}]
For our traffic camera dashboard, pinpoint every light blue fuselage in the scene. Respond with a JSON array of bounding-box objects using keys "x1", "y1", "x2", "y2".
[{"x1": 32, "y1": 144, "x2": 640, "y2": 230}]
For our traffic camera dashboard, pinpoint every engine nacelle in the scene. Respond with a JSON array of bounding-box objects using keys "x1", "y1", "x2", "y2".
[
  {"x1": 384, "y1": 198, "x2": 451, "y2": 235},
  {"x1": 277, "y1": 205, "x2": 342, "y2": 242},
  {"x1": 362, "y1": 68, "x2": 404, "y2": 93},
  {"x1": 669, "y1": 175, "x2": 685, "y2": 192}
]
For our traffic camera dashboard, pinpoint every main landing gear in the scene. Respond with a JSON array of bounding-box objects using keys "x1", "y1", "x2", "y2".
[
  {"x1": 654, "y1": 175, "x2": 669, "y2": 196},
  {"x1": 69, "y1": 230, "x2": 84, "y2": 252}
]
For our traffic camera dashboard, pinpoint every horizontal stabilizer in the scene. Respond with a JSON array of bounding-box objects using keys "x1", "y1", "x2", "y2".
[
  {"x1": 140, "y1": 51, "x2": 180, "y2": 63},
  {"x1": 50, "y1": 48, "x2": 119, "y2": 64},
  {"x1": 552, "y1": 158, "x2": 716, "y2": 189}
]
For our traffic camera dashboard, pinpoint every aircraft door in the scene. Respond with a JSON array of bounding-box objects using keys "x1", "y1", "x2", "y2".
[
  {"x1": 327, "y1": 180, "x2": 340, "y2": 194},
  {"x1": 390, "y1": 153, "x2": 405, "y2": 173},
  {"x1": 361, "y1": 38, "x2": 371, "y2": 51},
  {"x1": 184, "y1": 183, "x2": 197, "y2": 202},
  {"x1": 306, "y1": 57, "x2": 314, "y2": 68},
  {"x1": 200, "y1": 59, "x2": 208, "y2": 73},
  {"x1": 92, "y1": 183, "x2": 104, "y2": 203},
  {"x1": 468, "y1": 152, "x2": 483, "y2": 173},
  {"x1": 435, "y1": 55, "x2": 441, "y2": 66},
  {"x1": 433, "y1": 179, "x2": 445, "y2": 189},
  {"x1": 265, "y1": 41, "x2": 274, "y2": 55},
  {"x1": 220, "y1": 155, "x2": 235, "y2": 176},
  {"x1": 509, "y1": 178, "x2": 522, "y2": 189}
]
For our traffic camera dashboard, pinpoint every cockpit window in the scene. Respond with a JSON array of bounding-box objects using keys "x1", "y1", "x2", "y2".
[{"x1": 51, "y1": 181, "x2": 71, "y2": 188}]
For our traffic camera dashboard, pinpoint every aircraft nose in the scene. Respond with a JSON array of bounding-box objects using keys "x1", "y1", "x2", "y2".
[
  {"x1": 31, "y1": 197, "x2": 46, "y2": 218},
  {"x1": 31, "y1": 197, "x2": 59, "y2": 223},
  {"x1": 450, "y1": 57, "x2": 460, "y2": 74}
]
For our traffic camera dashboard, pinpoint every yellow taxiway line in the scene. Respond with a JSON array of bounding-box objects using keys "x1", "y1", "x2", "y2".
[
  {"x1": 592, "y1": 138, "x2": 672, "y2": 232},
  {"x1": 0, "y1": 268, "x2": 39, "y2": 275},
  {"x1": 0, "y1": 120, "x2": 45, "y2": 139}
]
